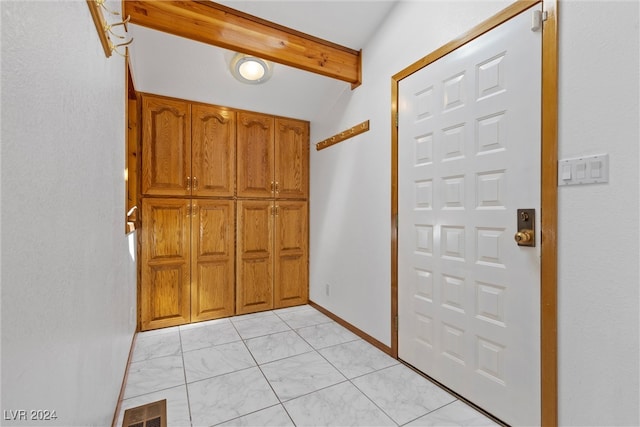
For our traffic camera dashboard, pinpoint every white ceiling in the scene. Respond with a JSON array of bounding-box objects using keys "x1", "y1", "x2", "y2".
[
  {"x1": 215, "y1": 0, "x2": 398, "y2": 49},
  {"x1": 127, "y1": 1, "x2": 398, "y2": 121}
]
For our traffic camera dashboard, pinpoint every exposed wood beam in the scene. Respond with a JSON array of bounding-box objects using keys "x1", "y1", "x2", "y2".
[{"x1": 124, "y1": 0, "x2": 362, "y2": 87}]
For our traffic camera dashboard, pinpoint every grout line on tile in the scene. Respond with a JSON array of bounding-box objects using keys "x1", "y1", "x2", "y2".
[{"x1": 177, "y1": 327, "x2": 194, "y2": 426}]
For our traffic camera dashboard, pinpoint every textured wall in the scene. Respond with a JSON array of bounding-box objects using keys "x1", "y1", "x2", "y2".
[
  {"x1": 310, "y1": 0, "x2": 639, "y2": 425},
  {"x1": 1, "y1": 1, "x2": 137, "y2": 425},
  {"x1": 309, "y1": 0, "x2": 512, "y2": 351},
  {"x1": 557, "y1": 1, "x2": 639, "y2": 424}
]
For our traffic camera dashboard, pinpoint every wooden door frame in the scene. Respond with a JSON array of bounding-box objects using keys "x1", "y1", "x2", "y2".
[{"x1": 390, "y1": 0, "x2": 558, "y2": 425}]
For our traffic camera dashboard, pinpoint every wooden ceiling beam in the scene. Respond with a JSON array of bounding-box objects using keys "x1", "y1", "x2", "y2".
[{"x1": 124, "y1": 0, "x2": 362, "y2": 87}]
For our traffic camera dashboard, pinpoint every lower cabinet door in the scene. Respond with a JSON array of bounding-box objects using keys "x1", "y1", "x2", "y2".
[
  {"x1": 274, "y1": 201, "x2": 308, "y2": 308},
  {"x1": 191, "y1": 199, "x2": 235, "y2": 322},
  {"x1": 141, "y1": 198, "x2": 191, "y2": 330},
  {"x1": 236, "y1": 200, "x2": 274, "y2": 314}
]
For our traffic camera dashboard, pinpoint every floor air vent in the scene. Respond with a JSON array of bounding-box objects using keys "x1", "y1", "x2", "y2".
[{"x1": 122, "y1": 399, "x2": 167, "y2": 427}]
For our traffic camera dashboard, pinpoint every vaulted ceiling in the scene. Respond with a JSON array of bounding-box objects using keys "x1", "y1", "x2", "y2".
[{"x1": 126, "y1": 0, "x2": 397, "y2": 120}]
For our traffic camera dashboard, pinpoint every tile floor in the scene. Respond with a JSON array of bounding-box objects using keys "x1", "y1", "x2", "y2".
[{"x1": 115, "y1": 305, "x2": 499, "y2": 427}]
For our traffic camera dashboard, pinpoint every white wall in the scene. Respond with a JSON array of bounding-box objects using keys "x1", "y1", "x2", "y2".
[
  {"x1": 310, "y1": 0, "x2": 639, "y2": 425},
  {"x1": 310, "y1": 0, "x2": 512, "y2": 348},
  {"x1": 1, "y1": 1, "x2": 137, "y2": 425},
  {"x1": 557, "y1": 1, "x2": 639, "y2": 425}
]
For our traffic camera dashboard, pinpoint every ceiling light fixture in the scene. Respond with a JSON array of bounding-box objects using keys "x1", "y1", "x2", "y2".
[{"x1": 230, "y1": 53, "x2": 273, "y2": 84}]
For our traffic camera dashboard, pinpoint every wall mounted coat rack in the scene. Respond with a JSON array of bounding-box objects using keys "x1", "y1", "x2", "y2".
[
  {"x1": 86, "y1": 0, "x2": 133, "y2": 57},
  {"x1": 315, "y1": 120, "x2": 370, "y2": 151}
]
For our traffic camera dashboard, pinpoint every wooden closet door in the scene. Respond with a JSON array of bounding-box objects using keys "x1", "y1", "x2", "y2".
[
  {"x1": 275, "y1": 118, "x2": 309, "y2": 200},
  {"x1": 141, "y1": 198, "x2": 191, "y2": 330},
  {"x1": 141, "y1": 95, "x2": 191, "y2": 196},
  {"x1": 191, "y1": 199, "x2": 236, "y2": 321},
  {"x1": 192, "y1": 105, "x2": 236, "y2": 197},
  {"x1": 274, "y1": 201, "x2": 309, "y2": 308},
  {"x1": 236, "y1": 200, "x2": 273, "y2": 314},
  {"x1": 237, "y1": 112, "x2": 274, "y2": 198}
]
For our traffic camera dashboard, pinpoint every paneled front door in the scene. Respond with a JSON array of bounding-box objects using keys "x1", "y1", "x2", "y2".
[{"x1": 398, "y1": 6, "x2": 542, "y2": 425}]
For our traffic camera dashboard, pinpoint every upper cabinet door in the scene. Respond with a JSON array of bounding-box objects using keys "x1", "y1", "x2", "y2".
[
  {"x1": 237, "y1": 112, "x2": 274, "y2": 198},
  {"x1": 141, "y1": 95, "x2": 191, "y2": 196},
  {"x1": 275, "y1": 118, "x2": 309, "y2": 200},
  {"x1": 192, "y1": 105, "x2": 236, "y2": 197}
]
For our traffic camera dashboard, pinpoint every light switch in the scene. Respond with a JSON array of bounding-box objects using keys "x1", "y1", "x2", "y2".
[
  {"x1": 558, "y1": 154, "x2": 609, "y2": 186},
  {"x1": 590, "y1": 160, "x2": 602, "y2": 178}
]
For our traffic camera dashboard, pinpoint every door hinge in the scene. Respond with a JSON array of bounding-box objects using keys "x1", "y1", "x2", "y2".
[
  {"x1": 395, "y1": 112, "x2": 399, "y2": 128},
  {"x1": 531, "y1": 10, "x2": 548, "y2": 32},
  {"x1": 395, "y1": 315, "x2": 399, "y2": 332}
]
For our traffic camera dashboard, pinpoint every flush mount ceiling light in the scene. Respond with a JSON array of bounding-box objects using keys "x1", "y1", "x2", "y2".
[{"x1": 230, "y1": 53, "x2": 273, "y2": 84}]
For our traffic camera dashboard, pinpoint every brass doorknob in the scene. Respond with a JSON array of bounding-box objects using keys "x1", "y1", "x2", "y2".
[{"x1": 514, "y1": 229, "x2": 533, "y2": 244}]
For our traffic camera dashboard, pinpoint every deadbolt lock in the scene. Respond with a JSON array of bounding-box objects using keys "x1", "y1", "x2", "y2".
[{"x1": 514, "y1": 209, "x2": 536, "y2": 247}]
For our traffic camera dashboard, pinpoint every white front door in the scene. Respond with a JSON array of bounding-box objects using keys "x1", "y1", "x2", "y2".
[{"x1": 398, "y1": 6, "x2": 542, "y2": 425}]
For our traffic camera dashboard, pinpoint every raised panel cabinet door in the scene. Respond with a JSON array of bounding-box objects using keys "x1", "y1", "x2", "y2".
[
  {"x1": 237, "y1": 112, "x2": 274, "y2": 198},
  {"x1": 141, "y1": 198, "x2": 191, "y2": 330},
  {"x1": 236, "y1": 200, "x2": 274, "y2": 314},
  {"x1": 192, "y1": 105, "x2": 236, "y2": 197},
  {"x1": 191, "y1": 200, "x2": 235, "y2": 322},
  {"x1": 274, "y1": 201, "x2": 308, "y2": 308},
  {"x1": 275, "y1": 118, "x2": 309, "y2": 199},
  {"x1": 141, "y1": 95, "x2": 191, "y2": 196}
]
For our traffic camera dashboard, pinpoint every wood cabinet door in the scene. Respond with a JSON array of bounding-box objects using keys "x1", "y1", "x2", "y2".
[
  {"x1": 237, "y1": 112, "x2": 274, "y2": 198},
  {"x1": 236, "y1": 200, "x2": 274, "y2": 314},
  {"x1": 275, "y1": 118, "x2": 309, "y2": 199},
  {"x1": 192, "y1": 105, "x2": 236, "y2": 197},
  {"x1": 141, "y1": 95, "x2": 191, "y2": 196},
  {"x1": 274, "y1": 201, "x2": 309, "y2": 308},
  {"x1": 191, "y1": 199, "x2": 235, "y2": 322},
  {"x1": 141, "y1": 198, "x2": 191, "y2": 330}
]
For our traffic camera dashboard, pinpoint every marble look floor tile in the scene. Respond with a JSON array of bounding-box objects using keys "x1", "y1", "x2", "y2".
[
  {"x1": 275, "y1": 307, "x2": 333, "y2": 329},
  {"x1": 216, "y1": 404, "x2": 294, "y2": 427},
  {"x1": 231, "y1": 310, "x2": 276, "y2": 322},
  {"x1": 188, "y1": 367, "x2": 279, "y2": 427},
  {"x1": 260, "y1": 351, "x2": 346, "y2": 401},
  {"x1": 405, "y1": 400, "x2": 500, "y2": 426},
  {"x1": 132, "y1": 328, "x2": 182, "y2": 362},
  {"x1": 231, "y1": 313, "x2": 291, "y2": 339},
  {"x1": 180, "y1": 320, "x2": 241, "y2": 353},
  {"x1": 183, "y1": 340, "x2": 256, "y2": 383},
  {"x1": 352, "y1": 364, "x2": 456, "y2": 425},
  {"x1": 284, "y1": 381, "x2": 396, "y2": 427},
  {"x1": 272, "y1": 304, "x2": 312, "y2": 315},
  {"x1": 295, "y1": 321, "x2": 359, "y2": 349},
  {"x1": 245, "y1": 330, "x2": 313, "y2": 365},
  {"x1": 123, "y1": 355, "x2": 185, "y2": 399},
  {"x1": 116, "y1": 385, "x2": 191, "y2": 427},
  {"x1": 319, "y1": 339, "x2": 399, "y2": 379}
]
